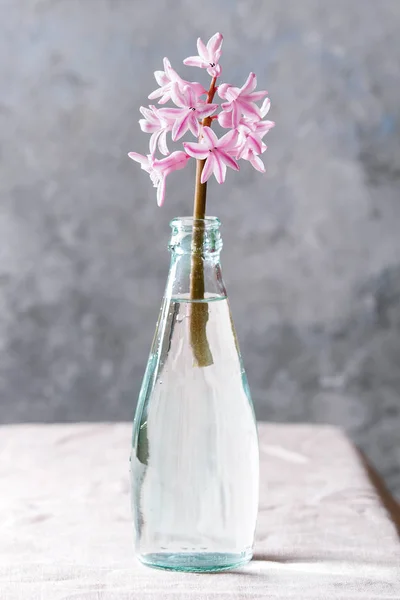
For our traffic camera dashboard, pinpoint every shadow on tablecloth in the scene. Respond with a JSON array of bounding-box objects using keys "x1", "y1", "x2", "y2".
[{"x1": 360, "y1": 452, "x2": 400, "y2": 537}]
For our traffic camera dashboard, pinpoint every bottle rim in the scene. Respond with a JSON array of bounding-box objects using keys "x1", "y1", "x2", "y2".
[{"x1": 170, "y1": 216, "x2": 221, "y2": 231}]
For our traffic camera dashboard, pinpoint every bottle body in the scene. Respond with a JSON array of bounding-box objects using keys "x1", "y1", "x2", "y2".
[{"x1": 130, "y1": 218, "x2": 259, "y2": 572}]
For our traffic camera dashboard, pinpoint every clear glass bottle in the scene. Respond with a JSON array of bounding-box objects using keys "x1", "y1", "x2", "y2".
[{"x1": 130, "y1": 217, "x2": 259, "y2": 572}]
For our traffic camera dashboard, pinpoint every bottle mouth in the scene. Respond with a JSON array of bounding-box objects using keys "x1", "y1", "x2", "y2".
[{"x1": 170, "y1": 216, "x2": 221, "y2": 231}]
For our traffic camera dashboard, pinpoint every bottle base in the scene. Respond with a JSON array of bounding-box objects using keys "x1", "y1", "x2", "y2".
[{"x1": 138, "y1": 549, "x2": 253, "y2": 572}]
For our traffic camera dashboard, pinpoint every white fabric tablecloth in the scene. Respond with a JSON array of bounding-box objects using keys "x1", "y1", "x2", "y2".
[{"x1": 0, "y1": 423, "x2": 399, "y2": 599}]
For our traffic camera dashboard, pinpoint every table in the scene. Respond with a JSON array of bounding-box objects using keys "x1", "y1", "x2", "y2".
[{"x1": 0, "y1": 423, "x2": 399, "y2": 599}]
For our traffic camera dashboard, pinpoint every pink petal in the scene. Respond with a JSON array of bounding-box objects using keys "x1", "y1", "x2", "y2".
[
  {"x1": 230, "y1": 101, "x2": 241, "y2": 127},
  {"x1": 201, "y1": 126, "x2": 218, "y2": 148},
  {"x1": 157, "y1": 107, "x2": 183, "y2": 119},
  {"x1": 245, "y1": 90, "x2": 268, "y2": 102},
  {"x1": 148, "y1": 88, "x2": 163, "y2": 100},
  {"x1": 157, "y1": 176, "x2": 166, "y2": 206},
  {"x1": 154, "y1": 70, "x2": 168, "y2": 86},
  {"x1": 187, "y1": 112, "x2": 200, "y2": 137},
  {"x1": 218, "y1": 110, "x2": 233, "y2": 129},
  {"x1": 158, "y1": 93, "x2": 171, "y2": 104},
  {"x1": 150, "y1": 103, "x2": 165, "y2": 114},
  {"x1": 219, "y1": 150, "x2": 239, "y2": 171},
  {"x1": 183, "y1": 142, "x2": 209, "y2": 159},
  {"x1": 256, "y1": 120, "x2": 275, "y2": 137},
  {"x1": 186, "y1": 86, "x2": 196, "y2": 106},
  {"x1": 166, "y1": 62, "x2": 182, "y2": 84},
  {"x1": 217, "y1": 83, "x2": 231, "y2": 100},
  {"x1": 249, "y1": 153, "x2": 265, "y2": 173},
  {"x1": 172, "y1": 112, "x2": 190, "y2": 141},
  {"x1": 158, "y1": 129, "x2": 169, "y2": 156},
  {"x1": 183, "y1": 56, "x2": 208, "y2": 69},
  {"x1": 240, "y1": 120, "x2": 257, "y2": 134},
  {"x1": 171, "y1": 150, "x2": 190, "y2": 165},
  {"x1": 218, "y1": 128, "x2": 238, "y2": 150},
  {"x1": 247, "y1": 134, "x2": 263, "y2": 155},
  {"x1": 213, "y1": 152, "x2": 227, "y2": 184},
  {"x1": 214, "y1": 48, "x2": 222, "y2": 63},
  {"x1": 163, "y1": 57, "x2": 172, "y2": 77},
  {"x1": 156, "y1": 151, "x2": 189, "y2": 173},
  {"x1": 196, "y1": 103, "x2": 218, "y2": 118},
  {"x1": 139, "y1": 119, "x2": 158, "y2": 133},
  {"x1": 240, "y1": 72, "x2": 257, "y2": 95},
  {"x1": 235, "y1": 146, "x2": 245, "y2": 160},
  {"x1": 191, "y1": 81, "x2": 207, "y2": 97},
  {"x1": 149, "y1": 130, "x2": 161, "y2": 155},
  {"x1": 200, "y1": 154, "x2": 215, "y2": 183},
  {"x1": 239, "y1": 100, "x2": 261, "y2": 120},
  {"x1": 128, "y1": 152, "x2": 148, "y2": 166},
  {"x1": 196, "y1": 37, "x2": 209, "y2": 61},
  {"x1": 235, "y1": 135, "x2": 246, "y2": 159},
  {"x1": 139, "y1": 106, "x2": 154, "y2": 120},
  {"x1": 206, "y1": 32, "x2": 223, "y2": 57},
  {"x1": 260, "y1": 97, "x2": 271, "y2": 117},
  {"x1": 171, "y1": 83, "x2": 187, "y2": 107}
]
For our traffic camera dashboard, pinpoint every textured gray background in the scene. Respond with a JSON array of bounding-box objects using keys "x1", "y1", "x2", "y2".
[{"x1": 1, "y1": 0, "x2": 400, "y2": 496}]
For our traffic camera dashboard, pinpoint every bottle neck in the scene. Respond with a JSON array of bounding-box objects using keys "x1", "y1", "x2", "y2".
[
  {"x1": 165, "y1": 217, "x2": 226, "y2": 301},
  {"x1": 168, "y1": 217, "x2": 223, "y2": 256}
]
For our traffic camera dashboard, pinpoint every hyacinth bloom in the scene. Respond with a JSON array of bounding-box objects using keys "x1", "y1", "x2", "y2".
[
  {"x1": 183, "y1": 33, "x2": 223, "y2": 77},
  {"x1": 218, "y1": 97, "x2": 273, "y2": 130},
  {"x1": 159, "y1": 83, "x2": 218, "y2": 141},
  {"x1": 149, "y1": 57, "x2": 206, "y2": 105},
  {"x1": 229, "y1": 98, "x2": 275, "y2": 171},
  {"x1": 129, "y1": 32, "x2": 274, "y2": 204},
  {"x1": 183, "y1": 127, "x2": 239, "y2": 184},
  {"x1": 219, "y1": 108, "x2": 269, "y2": 156},
  {"x1": 128, "y1": 151, "x2": 190, "y2": 206},
  {"x1": 139, "y1": 105, "x2": 172, "y2": 156},
  {"x1": 218, "y1": 73, "x2": 268, "y2": 127}
]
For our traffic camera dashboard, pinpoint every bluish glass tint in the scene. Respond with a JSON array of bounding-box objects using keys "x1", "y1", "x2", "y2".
[{"x1": 130, "y1": 218, "x2": 259, "y2": 572}]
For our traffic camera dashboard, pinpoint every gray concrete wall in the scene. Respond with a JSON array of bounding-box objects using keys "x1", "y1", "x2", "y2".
[{"x1": 1, "y1": 0, "x2": 400, "y2": 496}]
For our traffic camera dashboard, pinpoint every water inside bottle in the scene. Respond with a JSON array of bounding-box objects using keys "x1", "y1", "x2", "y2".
[{"x1": 131, "y1": 295, "x2": 259, "y2": 571}]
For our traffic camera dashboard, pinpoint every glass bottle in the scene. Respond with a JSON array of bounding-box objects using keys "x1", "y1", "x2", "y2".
[{"x1": 130, "y1": 217, "x2": 259, "y2": 572}]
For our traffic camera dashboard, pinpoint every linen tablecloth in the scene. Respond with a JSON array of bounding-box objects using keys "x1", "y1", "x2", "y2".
[{"x1": 0, "y1": 423, "x2": 399, "y2": 599}]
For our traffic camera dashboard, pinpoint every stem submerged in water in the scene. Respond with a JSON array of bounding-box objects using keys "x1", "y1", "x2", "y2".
[{"x1": 189, "y1": 77, "x2": 217, "y2": 367}]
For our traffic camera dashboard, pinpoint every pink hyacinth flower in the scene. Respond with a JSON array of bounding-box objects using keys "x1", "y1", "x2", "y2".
[
  {"x1": 239, "y1": 146, "x2": 268, "y2": 173},
  {"x1": 235, "y1": 99, "x2": 275, "y2": 158},
  {"x1": 128, "y1": 151, "x2": 190, "y2": 206},
  {"x1": 149, "y1": 57, "x2": 206, "y2": 105},
  {"x1": 183, "y1": 33, "x2": 223, "y2": 78},
  {"x1": 218, "y1": 72, "x2": 268, "y2": 128},
  {"x1": 158, "y1": 83, "x2": 218, "y2": 141},
  {"x1": 183, "y1": 126, "x2": 239, "y2": 184},
  {"x1": 219, "y1": 96, "x2": 274, "y2": 129},
  {"x1": 139, "y1": 105, "x2": 172, "y2": 156},
  {"x1": 218, "y1": 98, "x2": 274, "y2": 173}
]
